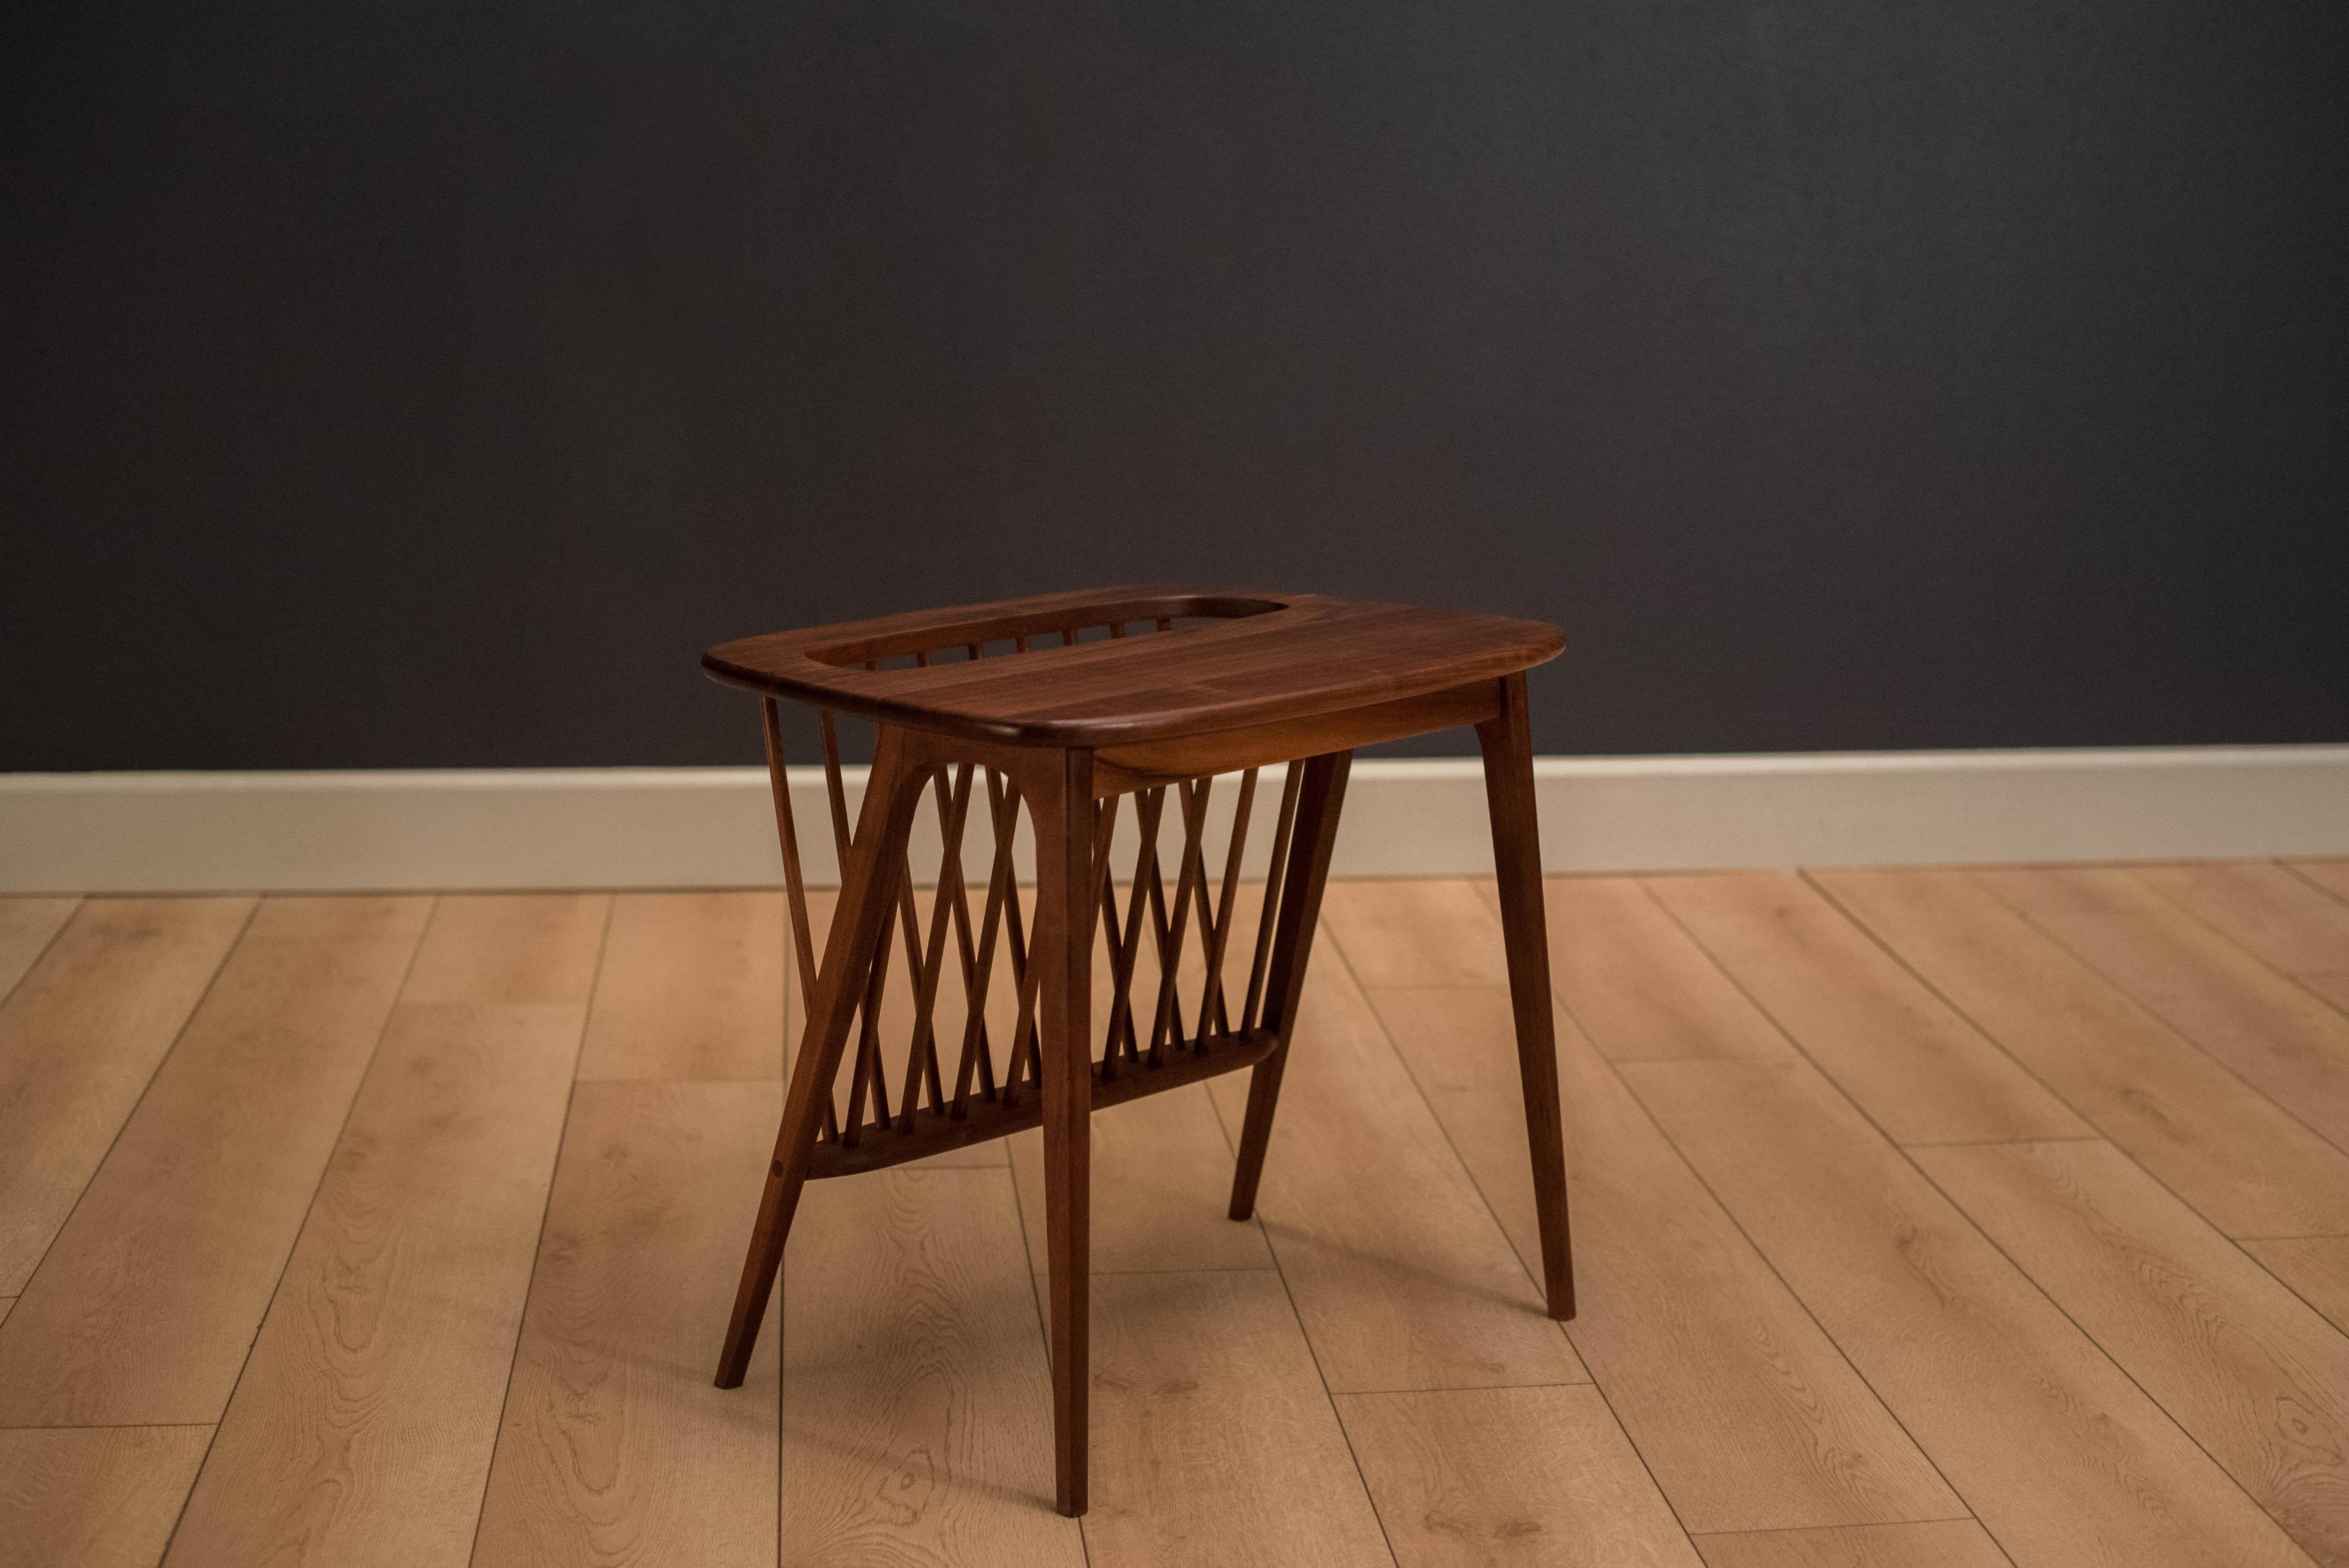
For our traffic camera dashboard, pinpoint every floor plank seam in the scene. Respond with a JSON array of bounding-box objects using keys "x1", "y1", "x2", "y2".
[
  {"x1": 0, "y1": 1421, "x2": 220, "y2": 1432},
  {"x1": 1964, "y1": 875, "x2": 2349, "y2": 1165},
  {"x1": 1196, "y1": 994, "x2": 1406, "y2": 1568},
  {"x1": 2281, "y1": 861, "x2": 2349, "y2": 912},
  {"x1": 1895, "y1": 1141, "x2": 2331, "y2": 1564},
  {"x1": 156, "y1": 891, "x2": 439, "y2": 1566},
  {"x1": 1686, "y1": 862, "x2": 2342, "y2": 1555},
  {"x1": 1799, "y1": 869, "x2": 2131, "y2": 1140},
  {"x1": 2128, "y1": 864, "x2": 2349, "y2": 1027},
  {"x1": 1314, "y1": 926, "x2": 1705, "y2": 1558},
  {"x1": 1897, "y1": 1136, "x2": 2107, "y2": 1149},
  {"x1": 1808, "y1": 868, "x2": 2349, "y2": 1259},
  {"x1": 0, "y1": 899, "x2": 81, "y2": 1015},
  {"x1": 1669, "y1": 873, "x2": 2334, "y2": 1558},
  {"x1": 462, "y1": 893, "x2": 612, "y2": 1568},
  {"x1": 1616, "y1": 876, "x2": 2016, "y2": 1541},
  {"x1": 7, "y1": 898, "x2": 262, "y2": 1315}
]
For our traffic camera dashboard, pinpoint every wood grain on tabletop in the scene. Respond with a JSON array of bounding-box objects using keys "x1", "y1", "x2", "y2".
[{"x1": 704, "y1": 587, "x2": 1564, "y2": 748}]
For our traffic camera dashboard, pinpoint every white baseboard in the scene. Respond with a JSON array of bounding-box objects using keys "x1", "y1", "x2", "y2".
[{"x1": 2, "y1": 746, "x2": 2343, "y2": 893}]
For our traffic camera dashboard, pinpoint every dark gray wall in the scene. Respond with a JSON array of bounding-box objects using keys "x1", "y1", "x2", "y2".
[{"x1": 6, "y1": 0, "x2": 2345, "y2": 770}]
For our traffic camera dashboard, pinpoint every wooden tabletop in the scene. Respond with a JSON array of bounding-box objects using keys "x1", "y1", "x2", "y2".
[{"x1": 702, "y1": 585, "x2": 1565, "y2": 747}]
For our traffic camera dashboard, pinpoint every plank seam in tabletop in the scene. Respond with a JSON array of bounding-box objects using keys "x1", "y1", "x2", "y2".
[
  {"x1": 702, "y1": 590, "x2": 1564, "y2": 747},
  {"x1": 457, "y1": 897, "x2": 614, "y2": 1568},
  {"x1": 2137, "y1": 862, "x2": 2349, "y2": 1025},
  {"x1": 2, "y1": 897, "x2": 261, "y2": 1349},
  {"x1": 1645, "y1": 877, "x2": 2319, "y2": 1560},
  {"x1": 1969, "y1": 871, "x2": 2349, "y2": 1165},
  {"x1": 1315, "y1": 928, "x2": 1705, "y2": 1556},
  {"x1": 1609, "y1": 878, "x2": 2011, "y2": 1540}
]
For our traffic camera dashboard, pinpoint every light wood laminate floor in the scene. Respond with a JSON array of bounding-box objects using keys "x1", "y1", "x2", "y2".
[{"x1": 2, "y1": 863, "x2": 2347, "y2": 1567}]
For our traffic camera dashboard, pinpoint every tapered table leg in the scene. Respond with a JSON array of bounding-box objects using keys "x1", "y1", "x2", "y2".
[
  {"x1": 1034, "y1": 746, "x2": 1096, "y2": 1516},
  {"x1": 1227, "y1": 749, "x2": 1352, "y2": 1221},
  {"x1": 715, "y1": 727, "x2": 929, "y2": 1387},
  {"x1": 1477, "y1": 672, "x2": 1575, "y2": 1319}
]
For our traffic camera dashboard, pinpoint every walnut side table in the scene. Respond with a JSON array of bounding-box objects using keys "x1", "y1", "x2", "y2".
[{"x1": 701, "y1": 586, "x2": 1573, "y2": 1517}]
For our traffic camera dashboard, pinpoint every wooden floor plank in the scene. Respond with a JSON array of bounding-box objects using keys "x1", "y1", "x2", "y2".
[
  {"x1": 397, "y1": 894, "x2": 608, "y2": 1006},
  {"x1": 1335, "y1": 1384, "x2": 1703, "y2": 1566},
  {"x1": 2136, "y1": 862, "x2": 2349, "y2": 1012},
  {"x1": 1202, "y1": 949, "x2": 1587, "y2": 1394},
  {"x1": 1690, "y1": 1519, "x2": 2011, "y2": 1568},
  {"x1": 1008, "y1": 1086, "x2": 1274, "y2": 1274},
  {"x1": 1522, "y1": 878, "x2": 1792, "y2": 1061},
  {"x1": 471, "y1": 1079, "x2": 781, "y2": 1568},
  {"x1": 1370, "y1": 985, "x2": 1961, "y2": 1533},
  {"x1": 2246, "y1": 1238, "x2": 2349, "y2": 1336},
  {"x1": 1980, "y1": 868, "x2": 2349, "y2": 1154},
  {"x1": 576, "y1": 891, "x2": 784, "y2": 1081},
  {"x1": 0, "y1": 898, "x2": 79, "y2": 1002},
  {"x1": 163, "y1": 1002, "x2": 587, "y2": 1568},
  {"x1": 1617, "y1": 1055, "x2": 2313, "y2": 1568},
  {"x1": 0, "y1": 896, "x2": 254, "y2": 1293},
  {"x1": 1916, "y1": 1139, "x2": 2349, "y2": 1565},
  {"x1": 0, "y1": 1425, "x2": 215, "y2": 1568},
  {"x1": 1079, "y1": 1268, "x2": 1394, "y2": 1566},
  {"x1": 781, "y1": 1167, "x2": 1085, "y2": 1565},
  {"x1": 1647, "y1": 875, "x2": 2088, "y2": 1146},
  {"x1": 1319, "y1": 879, "x2": 1509, "y2": 988},
  {"x1": 2293, "y1": 862, "x2": 2349, "y2": 906},
  {"x1": 0, "y1": 896, "x2": 431, "y2": 1427},
  {"x1": 1819, "y1": 869, "x2": 2349, "y2": 1237}
]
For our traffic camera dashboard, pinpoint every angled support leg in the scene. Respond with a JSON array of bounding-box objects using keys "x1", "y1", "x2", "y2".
[
  {"x1": 1226, "y1": 748, "x2": 1353, "y2": 1221},
  {"x1": 1029, "y1": 746, "x2": 1096, "y2": 1517},
  {"x1": 1477, "y1": 672, "x2": 1575, "y2": 1320},
  {"x1": 715, "y1": 725, "x2": 931, "y2": 1387}
]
